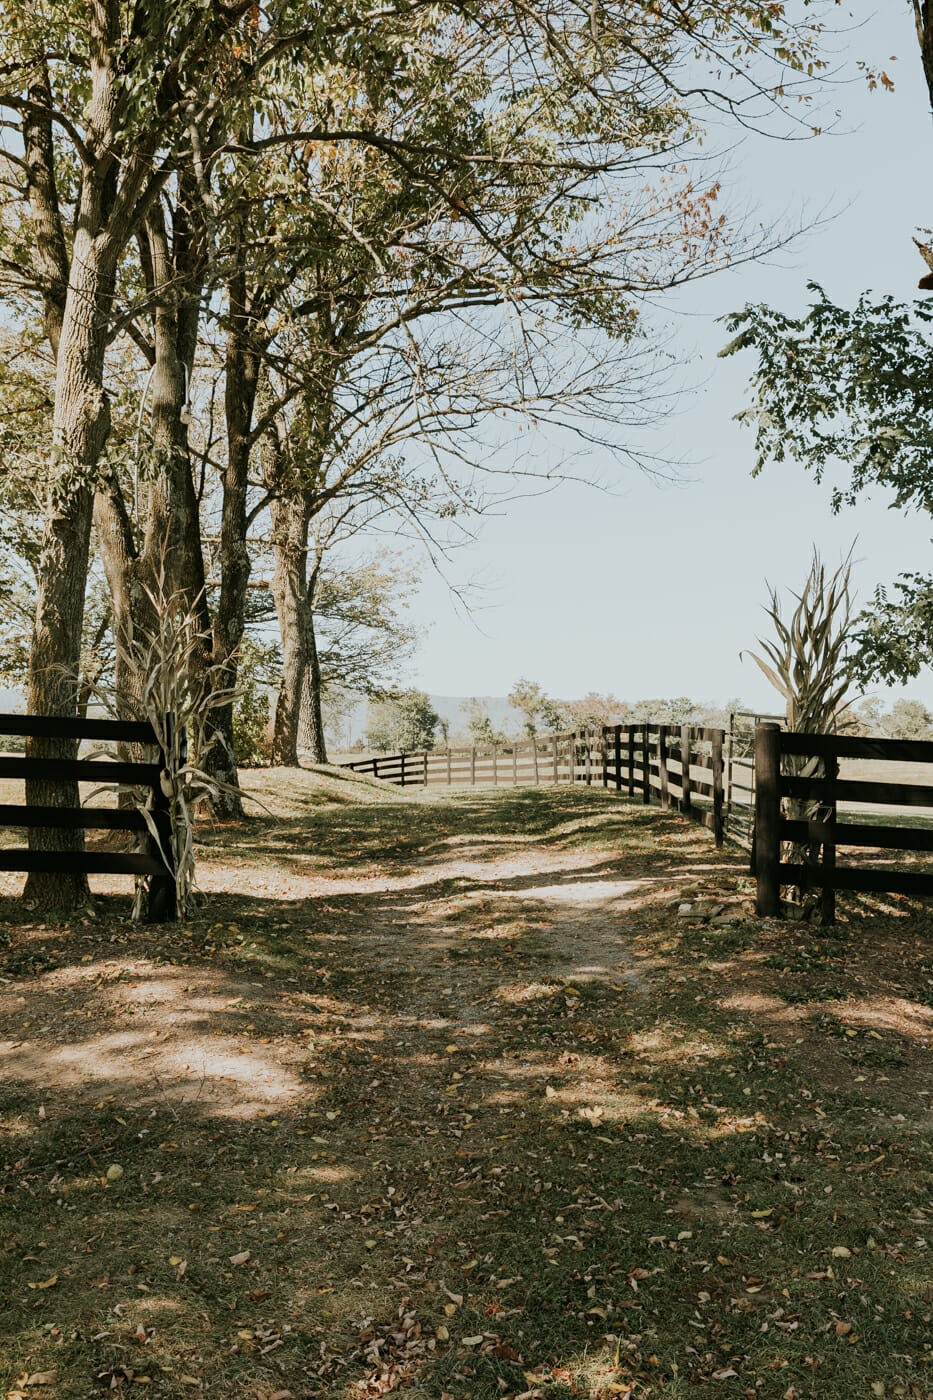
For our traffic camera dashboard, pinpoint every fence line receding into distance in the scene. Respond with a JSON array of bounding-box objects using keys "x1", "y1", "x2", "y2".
[{"x1": 340, "y1": 723, "x2": 726, "y2": 846}]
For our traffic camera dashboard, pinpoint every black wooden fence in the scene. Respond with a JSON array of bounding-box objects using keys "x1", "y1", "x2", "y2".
[
  {"x1": 754, "y1": 723, "x2": 933, "y2": 923},
  {"x1": 0, "y1": 714, "x2": 176, "y2": 919},
  {"x1": 341, "y1": 722, "x2": 725, "y2": 846}
]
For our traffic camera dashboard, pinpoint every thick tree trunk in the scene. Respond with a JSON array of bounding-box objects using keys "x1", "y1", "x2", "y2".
[{"x1": 25, "y1": 238, "x2": 114, "y2": 911}]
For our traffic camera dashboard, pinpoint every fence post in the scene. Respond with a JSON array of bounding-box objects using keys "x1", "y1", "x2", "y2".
[
  {"x1": 493, "y1": 746, "x2": 498, "y2": 786},
  {"x1": 821, "y1": 751, "x2": 838, "y2": 925},
  {"x1": 533, "y1": 737, "x2": 539, "y2": 784},
  {"x1": 585, "y1": 731, "x2": 592, "y2": 786},
  {"x1": 711, "y1": 729, "x2": 724, "y2": 848},
  {"x1": 552, "y1": 736, "x2": 558, "y2": 784},
  {"x1": 614, "y1": 724, "x2": 622, "y2": 792},
  {"x1": 725, "y1": 716, "x2": 734, "y2": 832},
  {"x1": 658, "y1": 725, "x2": 669, "y2": 808},
  {"x1": 423, "y1": 751, "x2": 428, "y2": 787},
  {"x1": 470, "y1": 746, "x2": 476, "y2": 785},
  {"x1": 680, "y1": 725, "x2": 691, "y2": 814},
  {"x1": 148, "y1": 714, "x2": 178, "y2": 922},
  {"x1": 447, "y1": 747, "x2": 452, "y2": 785},
  {"x1": 754, "y1": 723, "x2": 781, "y2": 917},
  {"x1": 601, "y1": 727, "x2": 609, "y2": 788},
  {"x1": 513, "y1": 743, "x2": 518, "y2": 786},
  {"x1": 400, "y1": 751, "x2": 406, "y2": 788},
  {"x1": 570, "y1": 731, "x2": 576, "y2": 785},
  {"x1": 641, "y1": 724, "x2": 649, "y2": 804}
]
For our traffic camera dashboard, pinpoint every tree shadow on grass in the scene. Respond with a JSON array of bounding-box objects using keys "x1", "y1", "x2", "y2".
[{"x1": 2, "y1": 788, "x2": 933, "y2": 1396}]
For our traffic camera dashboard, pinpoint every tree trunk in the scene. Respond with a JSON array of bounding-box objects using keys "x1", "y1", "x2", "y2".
[
  {"x1": 298, "y1": 611, "x2": 328, "y2": 764},
  {"x1": 270, "y1": 493, "x2": 312, "y2": 766},
  {"x1": 141, "y1": 201, "x2": 195, "y2": 597},
  {"x1": 25, "y1": 237, "x2": 114, "y2": 911},
  {"x1": 198, "y1": 254, "x2": 263, "y2": 816}
]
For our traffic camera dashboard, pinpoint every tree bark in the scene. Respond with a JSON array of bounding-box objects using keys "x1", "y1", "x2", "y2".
[
  {"x1": 270, "y1": 492, "x2": 312, "y2": 766},
  {"x1": 25, "y1": 236, "x2": 114, "y2": 910},
  {"x1": 198, "y1": 253, "x2": 263, "y2": 815},
  {"x1": 298, "y1": 610, "x2": 328, "y2": 764}
]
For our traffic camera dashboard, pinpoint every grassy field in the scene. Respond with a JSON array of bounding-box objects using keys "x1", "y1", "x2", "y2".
[{"x1": 1, "y1": 771, "x2": 933, "y2": 1399}]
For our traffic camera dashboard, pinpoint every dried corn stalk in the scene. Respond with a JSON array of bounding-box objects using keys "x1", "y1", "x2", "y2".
[
  {"x1": 77, "y1": 566, "x2": 254, "y2": 920},
  {"x1": 743, "y1": 548, "x2": 860, "y2": 907}
]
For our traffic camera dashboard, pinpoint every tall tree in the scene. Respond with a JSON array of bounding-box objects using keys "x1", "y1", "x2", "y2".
[{"x1": 0, "y1": 2, "x2": 259, "y2": 908}]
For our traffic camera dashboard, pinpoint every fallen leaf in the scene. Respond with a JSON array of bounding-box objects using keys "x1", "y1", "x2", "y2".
[
  {"x1": 750, "y1": 1208, "x2": 773, "y2": 1219},
  {"x1": 835, "y1": 1322, "x2": 852, "y2": 1337},
  {"x1": 831, "y1": 1246, "x2": 851, "y2": 1258},
  {"x1": 27, "y1": 1276, "x2": 57, "y2": 1291},
  {"x1": 25, "y1": 1375, "x2": 59, "y2": 1388},
  {"x1": 229, "y1": 1250, "x2": 251, "y2": 1266},
  {"x1": 462, "y1": 1334, "x2": 483, "y2": 1346}
]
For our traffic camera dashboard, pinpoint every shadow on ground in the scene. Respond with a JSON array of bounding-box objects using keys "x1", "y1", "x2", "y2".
[{"x1": 1, "y1": 785, "x2": 932, "y2": 1399}]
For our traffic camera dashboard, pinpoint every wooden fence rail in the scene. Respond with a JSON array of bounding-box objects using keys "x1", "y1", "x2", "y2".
[
  {"x1": 0, "y1": 713, "x2": 177, "y2": 920},
  {"x1": 340, "y1": 722, "x2": 725, "y2": 846},
  {"x1": 754, "y1": 723, "x2": 933, "y2": 922}
]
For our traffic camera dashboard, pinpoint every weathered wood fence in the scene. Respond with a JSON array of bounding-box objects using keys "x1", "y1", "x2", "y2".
[
  {"x1": 0, "y1": 714, "x2": 177, "y2": 920},
  {"x1": 341, "y1": 723, "x2": 725, "y2": 845},
  {"x1": 754, "y1": 723, "x2": 933, "y2": 922}
]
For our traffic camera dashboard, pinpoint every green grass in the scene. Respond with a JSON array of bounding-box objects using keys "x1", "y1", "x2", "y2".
[{"x1": 1, "y1": 778, "x2": 933, "y2": 1399}]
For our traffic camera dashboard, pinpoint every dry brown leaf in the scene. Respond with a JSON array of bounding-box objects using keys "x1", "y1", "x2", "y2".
[{"x1": 229, "y1": 1250, "x2": 251, "y2": 1266}]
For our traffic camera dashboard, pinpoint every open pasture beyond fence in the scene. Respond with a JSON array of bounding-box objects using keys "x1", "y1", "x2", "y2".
[{"x1": 342, "y1": 722, "x2": 728, "y2": 844}]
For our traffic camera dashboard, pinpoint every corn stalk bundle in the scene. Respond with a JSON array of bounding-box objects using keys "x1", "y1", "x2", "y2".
[
  {"x1": 78, "y1": 568, "x2": 251, "y2": 920},
  {"x1": 743, "y1": 549, "x2": 860, "y2": 904}
]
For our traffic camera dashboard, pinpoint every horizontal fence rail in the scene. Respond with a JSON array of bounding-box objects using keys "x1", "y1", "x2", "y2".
[
  {"x1": 340, "y1": 722, "x2": 727, "y2": 846},
  {"x1": 0, "y1": 713, "x2": 177, "y2": 920},
  {"x1": 754, "y1": 723, "x2": 933, "y2": 923}
]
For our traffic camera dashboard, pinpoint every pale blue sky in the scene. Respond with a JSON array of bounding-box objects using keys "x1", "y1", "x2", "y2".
[{"x1": 391, "y1": 5, "x2": 933, "y2": 713}]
